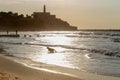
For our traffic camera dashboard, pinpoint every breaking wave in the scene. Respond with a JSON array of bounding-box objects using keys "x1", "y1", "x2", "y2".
[{"x1": 1, "y1": 41, "x2": 120, "y2": 58}]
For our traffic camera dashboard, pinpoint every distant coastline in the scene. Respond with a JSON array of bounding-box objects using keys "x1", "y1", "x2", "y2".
[
  {"x1": 78, "y1": 29, "x2": 120, "y2": 31},
  {"x1": 0, "y1": 5, "x2": 77, "y2": 31}
]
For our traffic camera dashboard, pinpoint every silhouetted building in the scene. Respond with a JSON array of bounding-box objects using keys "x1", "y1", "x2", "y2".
[
  {"x1": 44, "y1": 5, "x2": 46, "y2": 13},
  {"x1": 32, "y1": 5, "x2": 77, "y2": 31},
  {"x1": 0, "y1": 5, "x2": 77, "y2": 31}
]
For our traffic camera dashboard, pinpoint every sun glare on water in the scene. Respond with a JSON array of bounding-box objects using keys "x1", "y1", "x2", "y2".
[
  {"x1": 33, "y1": 34, "x2": 74, "y2": 67},
  {"x1": 47, "y1": 35, "x2": 72, "y2": 45},
  {"x1": 41, "y1": 53, "x2": 66, "y2": 65}
]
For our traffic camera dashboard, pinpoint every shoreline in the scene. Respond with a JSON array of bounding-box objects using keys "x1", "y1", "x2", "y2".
[
  {"x1": 0, "y1": 55, "x2": 120, "y2": 80},
  {"x1": 0, "y1": 55, "x2": 82, "y2": 80}
]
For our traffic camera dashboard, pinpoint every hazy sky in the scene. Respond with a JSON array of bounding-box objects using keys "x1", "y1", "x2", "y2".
[{"x1": 0, "y1": 0, "x2": 120, "y2": 29}]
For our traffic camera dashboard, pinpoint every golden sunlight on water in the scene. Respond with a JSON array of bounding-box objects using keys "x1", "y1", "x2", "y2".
[
  {"x1": 34, "y1": 34, "x2": 75, "y2": 67},
  {"x1": 45, "y1": 35, "x2": 73, "y2": 45},
  {"x1": 40, "y1": 53, "x2": 67, "y2": 65}
]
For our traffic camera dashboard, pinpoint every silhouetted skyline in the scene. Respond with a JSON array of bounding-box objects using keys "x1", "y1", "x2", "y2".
[
  {"x1": 0, "y1": 0, "x2": 120, "y2": 29},
  {"x1": 0, "y1": 5, "x2": 77, "y2": 31}
]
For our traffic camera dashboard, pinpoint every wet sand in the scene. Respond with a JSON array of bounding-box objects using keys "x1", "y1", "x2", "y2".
[
  {"x1": 0, "y1": 55, "x2": 83, "y2": 80},
  {"x1": 0, "y1": 49, "x2": 120, "y2": 80},
  {"x1": 0, "y1": 55, "x2": 120, "y2": 80}
]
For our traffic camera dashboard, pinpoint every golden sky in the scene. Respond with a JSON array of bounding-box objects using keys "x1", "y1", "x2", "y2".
[{"x1": 0, "y1": 0, "x2": 120, "y2": 29}]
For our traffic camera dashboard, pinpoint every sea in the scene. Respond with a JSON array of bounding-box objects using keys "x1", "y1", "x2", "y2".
[{"x1": 0, "y1": 31, "x2": 120, "y2": 77}]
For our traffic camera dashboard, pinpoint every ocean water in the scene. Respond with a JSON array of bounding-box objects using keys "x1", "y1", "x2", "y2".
[{"x1": 0, "y1": 31, "x2": 120, "y2": 77}]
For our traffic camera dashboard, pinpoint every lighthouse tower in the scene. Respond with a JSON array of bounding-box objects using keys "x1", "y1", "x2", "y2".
[{"x1": 44, "y1": 5, "x2": 46, "y2": 13}]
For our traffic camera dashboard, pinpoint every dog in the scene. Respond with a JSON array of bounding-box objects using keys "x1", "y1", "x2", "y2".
[{"x1": 47, "y1": 47, "x2": 56, "y2": 53}]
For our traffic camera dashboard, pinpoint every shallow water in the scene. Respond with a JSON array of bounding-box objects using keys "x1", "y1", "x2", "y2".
[{"x1": 0, "y1": 31, "x2": 120, "y2": 77}]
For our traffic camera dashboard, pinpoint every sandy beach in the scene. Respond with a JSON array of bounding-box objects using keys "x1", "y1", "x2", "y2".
[
  {"x1": 0, "y1": 55, "x2": 83, "y2": 80},
  {"x1": 0, "y1": 71, "x2": 21, "y2": 80},
  {"x1": 0, "y1": 44, "x2": 120, "y2": 80},
  {"x1": 0, "y1": 55, "x2": 120, "y2": 80}
]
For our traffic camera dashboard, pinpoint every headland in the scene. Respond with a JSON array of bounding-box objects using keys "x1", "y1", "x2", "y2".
[{"x1": 0, "y1": 5, "x2": 77, "y2": 31}]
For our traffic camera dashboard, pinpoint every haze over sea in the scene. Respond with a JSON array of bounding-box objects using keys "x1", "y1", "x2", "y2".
[{"x1": 0, "y1": 31, "x2": 120, "y2": 77}]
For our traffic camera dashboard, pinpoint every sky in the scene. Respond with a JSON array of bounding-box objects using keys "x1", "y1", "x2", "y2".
[{"x1": 0, "y1": 0, "x2": 120, "y2": 29}]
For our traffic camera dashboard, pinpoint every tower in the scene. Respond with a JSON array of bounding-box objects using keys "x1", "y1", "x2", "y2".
[{"x1": 44, "y1": 5, "x2": 46, "y2": 13}]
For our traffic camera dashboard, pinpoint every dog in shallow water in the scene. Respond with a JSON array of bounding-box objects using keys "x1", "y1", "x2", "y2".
[{"x1": 47, "y1": 47, "x2": 56, "y2": 53}]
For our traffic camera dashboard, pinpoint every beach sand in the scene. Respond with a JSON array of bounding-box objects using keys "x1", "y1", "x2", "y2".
[
  {"x1": 0, "y1": 55, "x2": 120, "y2": 80},
  {"x1": 0, "y1": 47, "x2": 120, "y2": 80},
  {"x1": 0, "y1": 55, "x2": 83, "y2": 80},
  {"x1": 0, "y1": 71, "x2": 21, "y2": 80}
]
